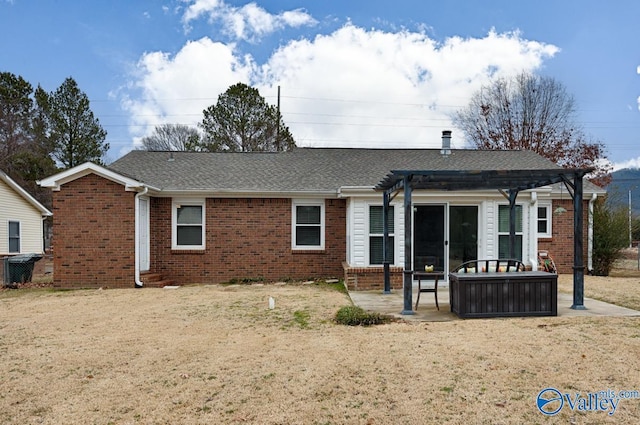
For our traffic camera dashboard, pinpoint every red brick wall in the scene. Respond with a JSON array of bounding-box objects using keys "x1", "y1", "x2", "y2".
[
  {"x1": 343, "y1": 264, "x2": 404, "y2": 290},
  {"x1": 150, "y1": 197, "x2": 346, "y2": 284},
  {"x1": 53, "y1": 174, "x2": 135, "y2": 288},
  {"x1": 538, "y1": 199, "x2": 590, "y2": 274}
]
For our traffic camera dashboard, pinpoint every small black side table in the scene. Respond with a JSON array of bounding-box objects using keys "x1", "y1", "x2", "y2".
[{"x1": 414, "y1": 272, "x2": 444, "y2": 310}]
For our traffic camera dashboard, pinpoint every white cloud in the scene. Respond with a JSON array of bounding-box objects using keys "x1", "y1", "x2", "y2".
[
  {"x1": 181, "y1": 0, "x2": 222, "y2": 24},
  {"x1": 181, "y1": 0, "x2": 316, "y2": 42},
  {"x1": 120, "y1": 37, "x2": 254, "y2": 154},
  {"x1": 121, "y1": 24, "x2": 559, "y2": 154},
  {"x1": 262, "y1": 26, "x2": 558, "y2": 148},
  {"x1": 612, "y1": 158, "x2": 640, "y2": 171}
]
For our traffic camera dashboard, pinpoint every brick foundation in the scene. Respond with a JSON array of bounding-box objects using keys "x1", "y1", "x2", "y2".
[{"x1": 343, "y1": 263, "x2": 404, "y2": 290}]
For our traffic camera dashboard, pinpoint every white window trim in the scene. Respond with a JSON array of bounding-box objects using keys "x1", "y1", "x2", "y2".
[
  {"x1": 537, "y1": 203, "x2": 552, "y2": 238},
  {"x1": 8, "y1": 220, "x2": 20, "y2": 253},
  {"x1": 367, "y1": 203, "x2": 395, "y2": 266},
  {"x1": 291, "y1": 199, "x2": 325, "y2": 250},
  {"x1": 172, "y1": 199, "x2": 206, "y2": 250}
]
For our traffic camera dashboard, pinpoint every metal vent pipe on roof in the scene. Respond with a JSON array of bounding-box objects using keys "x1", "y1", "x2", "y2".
[{"x1": 441, "y1": 130, "x2": 452, "y2": 156}]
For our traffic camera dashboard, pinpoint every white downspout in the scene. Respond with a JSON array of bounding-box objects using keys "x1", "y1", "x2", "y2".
[
  {"x1": 588, "y1": 192, "x2": 597, "y2": 274},
  {"x1": 529, "y1": 191, "x2": 538, "y2": 270},
  {"x1": 135, "y1": 187, "x2": 148, "y2": 288}
]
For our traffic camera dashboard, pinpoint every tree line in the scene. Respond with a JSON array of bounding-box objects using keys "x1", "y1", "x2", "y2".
[
  {"x1": 1, "y1": 72, "x2": 108, "y2": 208},
  {"x1": 1, "y1": 77, "x2": 296, "y2": 208},
  {"x1": 139, "y1": 82, "x2": 296, "y2": 153},
  {"x1": 3, "y1": 71, "x2": 613, "y2": 209}
]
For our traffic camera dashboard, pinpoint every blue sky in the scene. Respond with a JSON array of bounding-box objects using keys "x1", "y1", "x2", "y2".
[{"x1": 1, "y1": 0, "x2": 639, "y2": 169}]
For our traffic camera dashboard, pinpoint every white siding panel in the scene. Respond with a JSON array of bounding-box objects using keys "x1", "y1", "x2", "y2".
[
  {"x1": 348, "y1": 198, "x2": 402, "y2": 267},
  {"x1": 521, "y1": 203, "x2": 531, "y2": 263},
  {"x1": 0, "y1": 179, "x2": 45, "y2": 254},
  {"x1": 347, "y1": 191, "x2": 542, "y2": 271},
  {"x1": 485, "y1": 201, "x2": 496, "y2": 259},
  {"x1": 397, "y1": 202, "x2": 405, "y2": 269},
  {"x1": 351, "y1": 200, "x2": 367, "y2": 266}
]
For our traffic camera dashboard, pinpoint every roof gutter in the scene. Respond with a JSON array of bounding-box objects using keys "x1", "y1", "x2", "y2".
[{"x1": 134, "y1": 186, "x2": 149, "y2": 288}]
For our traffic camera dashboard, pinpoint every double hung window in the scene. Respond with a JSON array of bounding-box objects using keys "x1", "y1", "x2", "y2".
[
  {"x1": 8, "y1": 221, "x2": 20, "y2": 253},
  {"x1": 172, "y1": 200, "x2": 205, "y2": 250},
  {"x1": 292, "y1": 201, "x2": 324, "y2": 249},
  {"x1": 498, "y1": 204, "x2": 522, "y2": 260},
  {"x1": 369, "y1": 205, "x2": 394, "y2": 265},
  {"x1": 537, "y1": 204, "x2": 552, "y2": 237}
]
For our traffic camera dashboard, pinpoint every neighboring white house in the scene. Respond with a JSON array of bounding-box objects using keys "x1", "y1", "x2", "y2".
[{"x1": 0, "y1": 170, "x2": 52, "y2": 256}]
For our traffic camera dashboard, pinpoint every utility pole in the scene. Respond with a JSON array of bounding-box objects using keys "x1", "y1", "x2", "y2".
[
  {"x1": 276, "y1": 85, "x2": 280, "y2": 151},
  {"x1": 630, "y1": 189, "x2": 633, "y2": 248}
]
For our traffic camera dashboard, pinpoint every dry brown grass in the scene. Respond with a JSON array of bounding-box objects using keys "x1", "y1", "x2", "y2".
[
  {"x1": 557, "y1": 257, "x2": 640, "y2": 312},
  {"x1": 1, "y1": 272, "x2": 640, "y2": 424}
]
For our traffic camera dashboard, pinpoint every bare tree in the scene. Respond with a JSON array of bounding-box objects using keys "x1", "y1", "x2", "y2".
[
  {"x1": 140, "y1": 123, "x2": 201, "y2": 151},
  {"x1": 452, "y1": 72, "x2": 611, "y2": 185}
]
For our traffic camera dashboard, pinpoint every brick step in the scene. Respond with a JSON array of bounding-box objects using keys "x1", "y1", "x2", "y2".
[
  {"x1": 140, "y1": 272, "x2": 162, "y2": 283},
  {"x1": 143, "y1": 279, "x2": 177, "y2": 288},
  {"x1": 140, "y1": 272, "x2": 178, "y2": 288}
]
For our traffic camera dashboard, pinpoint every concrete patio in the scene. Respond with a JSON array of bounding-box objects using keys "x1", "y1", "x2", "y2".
[{"x1": 348, "y1": 284, "x2": 640, "y2": 322}]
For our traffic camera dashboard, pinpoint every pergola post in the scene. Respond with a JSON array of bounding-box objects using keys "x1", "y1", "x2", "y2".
[
  {"x1": 402, "y1": 175, "x2": 415, "y2": 315},
  {"x1": 382, "y1": 191, "x2": 391, "y2": 294},
  {"x1": 508, "y1": 190, "x2": 518, "y2": 259},
  {"x1": 571, "y1": 175, "x2": 586, "y2": 310}
]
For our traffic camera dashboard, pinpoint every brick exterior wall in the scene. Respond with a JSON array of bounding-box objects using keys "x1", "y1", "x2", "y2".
[
  {"x1": 538, "y1": 199, "x2": 590, "y2": 274},
  {"x1": 49, "y1": 173, "x2": 592, "y2": 288},
  {"x1": 53, "y1": 174, "x2": 135, "y2": 288},
  {"x1": 150, "y1": 197, "x2": 347, "y2": 284}
]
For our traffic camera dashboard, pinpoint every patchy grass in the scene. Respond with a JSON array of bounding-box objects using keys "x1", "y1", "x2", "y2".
[{"x1": 335, "y1": 305, "x2": 393, "y2": 326}]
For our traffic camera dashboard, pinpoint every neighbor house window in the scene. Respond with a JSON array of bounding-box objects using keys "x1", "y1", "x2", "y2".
[
  {"x1": 498, "y1": 204, "x2": 522, "y2": 260},
  {"x1": 172, "y1": 200, "x2": 205, "y2": 250},
  {"x1": 8, "y1": 221, "x2": 20, "y2": 253},
  {"x1": 537, "y1": 204, "x2": 552, "y2": 238},
  {"x1": 369, "y1": 205, "x2": 394, "y2": 265},
  {"x1": 292, "y1": 200, "x2": 325, "y2": 249}
]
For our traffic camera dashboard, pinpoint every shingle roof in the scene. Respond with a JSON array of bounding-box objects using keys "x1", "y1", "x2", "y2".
[{"x1": 107, "y1": 148, "x2": 583, "y2": 194}]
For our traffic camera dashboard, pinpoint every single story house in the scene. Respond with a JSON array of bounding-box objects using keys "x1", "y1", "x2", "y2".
[
  {"x1": 1, "y1": 169, "x2": 52, "y2": 280},
  {"x1": 38, "y1": 132, "x2": 605, "y2": 290}
]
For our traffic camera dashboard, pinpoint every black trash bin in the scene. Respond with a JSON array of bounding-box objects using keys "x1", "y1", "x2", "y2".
[{"x1": 6, "y1": 254, "x2": 43, "y2": 284}]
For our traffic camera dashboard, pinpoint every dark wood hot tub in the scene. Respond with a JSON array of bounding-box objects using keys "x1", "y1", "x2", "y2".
[{"x1": 449, "y1": 271, "x2": 557, "y2": 318}]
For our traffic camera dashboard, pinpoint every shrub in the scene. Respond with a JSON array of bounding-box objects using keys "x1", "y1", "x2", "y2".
[
  {"x1": 335, "y1": 305, "x2": 392, "y2": 326},
  {"x1": 593, "y1": 198, "x2": 632, "y2": 275}
]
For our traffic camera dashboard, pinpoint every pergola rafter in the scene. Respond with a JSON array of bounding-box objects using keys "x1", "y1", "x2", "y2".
[{"x1": 375, "y1": 168, "x2": 593, "y2": 315}]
